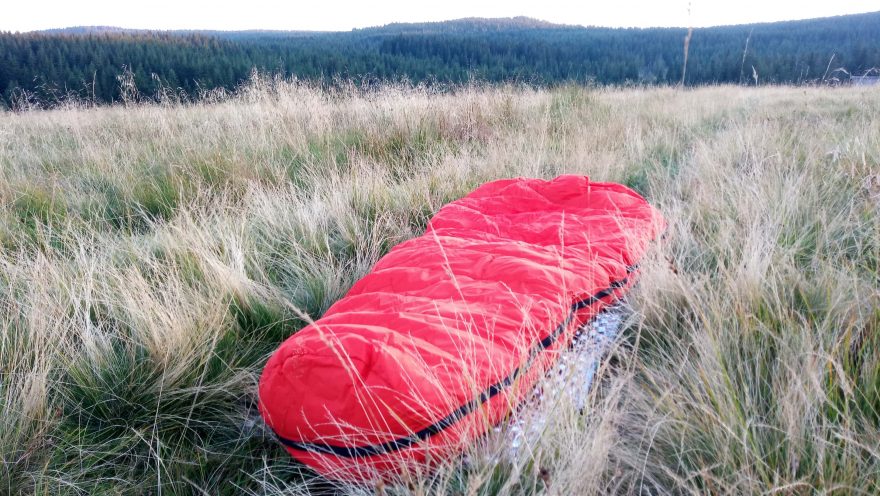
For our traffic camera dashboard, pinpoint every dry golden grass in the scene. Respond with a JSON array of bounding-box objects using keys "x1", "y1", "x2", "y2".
[{"x1": 0, "y1": 78, "x2": 878, "y2": 494}]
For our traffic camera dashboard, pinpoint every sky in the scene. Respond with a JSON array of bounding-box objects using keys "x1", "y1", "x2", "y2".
[{"x1": 2, "y1": 0, "x2": 878, "y2": 32}]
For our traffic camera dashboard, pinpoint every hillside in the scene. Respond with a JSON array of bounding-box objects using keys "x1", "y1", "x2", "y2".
[
  {"x1": 43, "y1": 17, "x2": 571, "y2": 36},
  {"x1": 0, "y1": 82, "x2": 878, "y2": 494},
  {"x1": 2, "y1": 12, "x2": 879, "y2": 107}
]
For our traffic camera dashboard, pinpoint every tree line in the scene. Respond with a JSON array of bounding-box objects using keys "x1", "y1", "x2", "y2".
[{"x1": 1, "y1": 12, "x2": 878, "y2": 107}]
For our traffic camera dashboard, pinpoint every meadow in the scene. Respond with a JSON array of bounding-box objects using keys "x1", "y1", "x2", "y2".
[{"x1": 0, "y1": 78, "x2": 878, "y2": 494}]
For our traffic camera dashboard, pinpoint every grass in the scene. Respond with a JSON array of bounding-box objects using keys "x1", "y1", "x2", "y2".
[{"x1": 0, "y1": 78, "x2": 878, "y2": 494}]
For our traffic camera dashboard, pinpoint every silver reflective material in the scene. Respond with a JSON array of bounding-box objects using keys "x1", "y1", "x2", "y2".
[{"x1": 503, "y1": 307, "x2": 623, "y2": 460}]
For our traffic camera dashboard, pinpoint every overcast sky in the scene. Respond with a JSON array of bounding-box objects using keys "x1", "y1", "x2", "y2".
[{"x1": 2, "y1": 0, "x2": 878, "y2": 32}]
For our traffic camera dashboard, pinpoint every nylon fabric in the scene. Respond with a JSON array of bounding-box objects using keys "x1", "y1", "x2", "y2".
[{"x1": 258, "y1": 175, "x2": 664, "y2": 481}]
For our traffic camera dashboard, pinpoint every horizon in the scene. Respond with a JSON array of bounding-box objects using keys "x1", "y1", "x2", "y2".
[
  {"x1": 4, "y1": 1, "x2": 880, "y2": 33},
  {"x1": 24, "y1": 10, "x2": 880, "y2": 35}
]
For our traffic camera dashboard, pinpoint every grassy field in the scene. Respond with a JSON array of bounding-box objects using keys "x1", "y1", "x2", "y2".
[{"x1": 0, "y1": 79, "x2": 878, "y2": 495}]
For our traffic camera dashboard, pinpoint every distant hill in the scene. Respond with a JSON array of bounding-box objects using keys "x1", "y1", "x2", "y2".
[
  {"x1": 3, "y1": 12, "x2": 879, "y2": 107},
  {"x1": 353, "y1": 17, "x2": 577, "y2": 34},
  {"x1": 38, "y1": 17, "x2": 574, "y2": 36}
]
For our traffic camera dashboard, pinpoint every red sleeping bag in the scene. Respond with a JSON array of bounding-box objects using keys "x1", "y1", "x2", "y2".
[{"x1": 259, "y1": 175, "x2": 664, "y2": 481}]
